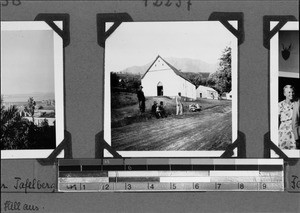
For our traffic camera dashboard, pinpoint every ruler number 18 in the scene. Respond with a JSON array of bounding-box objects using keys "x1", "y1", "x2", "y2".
[
  {"x1": 239, "y1": 183, "x2": 245, "y2": 190},
  {"x1": 261, "y1": 183, "x2": 267, "y2": 189}
]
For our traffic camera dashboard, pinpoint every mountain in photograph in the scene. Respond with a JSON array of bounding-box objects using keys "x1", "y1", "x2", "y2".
[
  {"x1": 2, "y1": 92, "x2": 55, "y2": 103},
  {"x1": 118, "y1": 57, "x2": 218, "y2": 75}
]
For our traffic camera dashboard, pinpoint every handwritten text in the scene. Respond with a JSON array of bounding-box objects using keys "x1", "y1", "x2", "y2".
[
  {"x1": 13, "y1": 177, "x2": 55, "y2": 193},
  {"x1": 3, "y1": 201, "x2": 41, "y2": 212},
  {"x1": 290, "y1": 175, "x2": 300, "y2": 189},
  {"x1": 144, "y1": 0, "x2": 192, "y2": 11}
]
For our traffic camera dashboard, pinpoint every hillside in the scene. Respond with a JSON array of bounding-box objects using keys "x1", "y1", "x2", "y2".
[{"x1": 118, "y1": 57, "x2": 218, "y2": 75}]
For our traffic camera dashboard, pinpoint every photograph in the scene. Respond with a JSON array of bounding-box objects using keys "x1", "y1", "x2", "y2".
[
  {"x1": 270, "y1": 21, "x2": 300, "y2": 158},
  {"x1": 1, "y1": 21, "x2": 64, "y2": 159},
  {"x1": 104, "y1": 21, "x2": 238, "y2": 157}
]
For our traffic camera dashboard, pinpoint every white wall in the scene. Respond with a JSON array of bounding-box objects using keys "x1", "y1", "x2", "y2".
[
  {"x1": 196, "y1": 85, "x2": 218, "y2": 99},
  {"x1": 142, "y1": 57, "x2": 196, "y2": 99}
]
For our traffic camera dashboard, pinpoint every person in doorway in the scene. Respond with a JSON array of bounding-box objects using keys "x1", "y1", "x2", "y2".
[
  {"x1": 175, "y1": 92, "x2": 183, "y2": 115},
  {"x1": 137, "y1": 85, "x2": 145, "y2": 113}
]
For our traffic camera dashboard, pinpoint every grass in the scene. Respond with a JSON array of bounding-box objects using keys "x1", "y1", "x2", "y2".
[{"x1": 111, "y1": 91, "x2": 231, "y2": 127}]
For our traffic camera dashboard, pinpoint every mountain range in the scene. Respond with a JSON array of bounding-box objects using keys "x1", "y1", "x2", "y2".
[{"x1": 118, "y1": 57, "x2": 219, "y2": 75}]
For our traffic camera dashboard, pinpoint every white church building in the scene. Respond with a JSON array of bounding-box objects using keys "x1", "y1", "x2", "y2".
[{"x1": 141, "y1": 56, "x2": 196, "y2": 100}]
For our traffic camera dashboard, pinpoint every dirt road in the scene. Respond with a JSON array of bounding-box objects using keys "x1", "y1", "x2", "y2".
[{"x1": 111, "y1": 103, "x2": 232, "y2": 151}]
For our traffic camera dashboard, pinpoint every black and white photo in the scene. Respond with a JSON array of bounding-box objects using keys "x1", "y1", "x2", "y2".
[
  {"x1": 270, "y1": 21, "x2": 300, "y2": 158},
  {"x1": 104, "y1": 21, "x2": 238, "y2": 157},
  {"x1": 1, "y1": 21, "x2": 64, "y2": 159}
]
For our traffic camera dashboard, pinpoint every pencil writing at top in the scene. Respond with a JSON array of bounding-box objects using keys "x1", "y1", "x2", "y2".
[{"x1": 144, "y1": 0, "x2": 192, "y2": 11}]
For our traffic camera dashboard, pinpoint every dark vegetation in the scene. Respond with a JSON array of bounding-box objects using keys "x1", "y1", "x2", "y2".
[
  {"x1": 1, "y1": 97, "x2": 56, "y2": 150},
  {"x1": 206, "y1": 46, "x2": 232, "y2": 95}
]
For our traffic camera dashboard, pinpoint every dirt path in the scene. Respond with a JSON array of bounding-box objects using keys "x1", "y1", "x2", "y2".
[{"x1": 111, "y1": 105, "x2": 232, "y2": 151}]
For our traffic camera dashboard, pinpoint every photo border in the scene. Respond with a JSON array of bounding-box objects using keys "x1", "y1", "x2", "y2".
[
  {"x1": 1, "y1": 21, "x2": 65, "y2": 159},
  {"x1": 103, "y1": 20, "x2": 238, "y2": 158},
  {"x1": 270, "y1": 21, "x2": 300, "y2": 158}
]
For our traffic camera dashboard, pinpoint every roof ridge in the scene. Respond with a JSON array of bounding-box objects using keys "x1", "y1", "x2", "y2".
[{"x1": 142, "y1": 55, "x2": 195, "y2": 86}]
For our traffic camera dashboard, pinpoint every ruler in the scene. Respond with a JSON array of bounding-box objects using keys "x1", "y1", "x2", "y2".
[{"x1": 57, "y1": 158, "x2": 284, "y2": 192}]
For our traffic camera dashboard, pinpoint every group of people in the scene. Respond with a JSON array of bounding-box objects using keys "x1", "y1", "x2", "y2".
[
  {"x1": 137, "y1": 86, "x2": 184, "y2": 117},
  {"x1": 152, "y1": 101, "x2": 167, "y2": 118},
  {"x1": 278, "y1": 85, "x2": 300, "y2": 150}
]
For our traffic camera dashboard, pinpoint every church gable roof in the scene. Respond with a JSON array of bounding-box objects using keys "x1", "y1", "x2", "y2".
[{"x1": 141, "y1": 55, "x2": 194, "y2": 85}]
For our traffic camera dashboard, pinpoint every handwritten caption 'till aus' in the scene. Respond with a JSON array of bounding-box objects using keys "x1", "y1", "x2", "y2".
[
  {"x1": 3, "y1": 201, "x2": 42, "y2": 212},
  {"x1": 144, "y1": 0, "x2": 192, "y2": 11}
]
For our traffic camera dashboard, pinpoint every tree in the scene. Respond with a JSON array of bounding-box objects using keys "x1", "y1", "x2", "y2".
[
  {"x1": 111, "y1": 72, "x2": 120, "y2": 89},
  {"x1": 0, "y1": 97, "x2": 30, "y2": 149},
  {"x1": 206, "y1": 46, "x2": 231, "y2": 95},
  {"x1": 24, "y1": 97, "x2": 36, "y2": 123},
  {"x1": 1, "y1": 97, "x2": 55, "y2": 150}
]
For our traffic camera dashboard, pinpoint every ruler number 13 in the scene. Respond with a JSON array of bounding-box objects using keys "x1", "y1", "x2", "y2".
[{"x1": 125, "y1": 183, "x2": 132, "y2": 190}]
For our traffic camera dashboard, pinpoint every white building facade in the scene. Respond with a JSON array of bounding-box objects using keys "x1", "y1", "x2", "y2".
[
  {"x1": 196, "y1": 85, "x2": 219, "y2": 99},
  {"x1": 141, "y1": 56, "x2": 196, "y2": 100}
]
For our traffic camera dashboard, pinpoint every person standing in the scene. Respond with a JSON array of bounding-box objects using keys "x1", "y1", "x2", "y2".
[
  {"x1": 176, "y1": 92, "x2": 183, "y2": 115},
  {"x1": 137, "y1": 85, "x2": 145, "y2": 113},
  {"x1": 292, "y1": 97, "x2": 300, "y2": 149},
  {"x1": 278, "y1": 85, "x2": 296, "y2": 149}
]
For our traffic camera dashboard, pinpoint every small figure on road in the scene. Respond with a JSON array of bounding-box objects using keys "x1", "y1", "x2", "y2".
[{"x1": 137, "y1": 85, "x2": 146, "y2": 113}]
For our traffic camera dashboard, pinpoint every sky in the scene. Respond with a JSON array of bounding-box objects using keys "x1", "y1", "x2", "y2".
[
  {"x1": 105, "y1": 21, "x2": 236, "y2": 72},
  {"x1": 1, "y1": 30, "x2": 54, "y2": 95}
]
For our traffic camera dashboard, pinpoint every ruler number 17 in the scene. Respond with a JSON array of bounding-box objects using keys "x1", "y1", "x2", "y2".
[{"x1": 215, "y1": 183, "x2": 221, "y2": 189}]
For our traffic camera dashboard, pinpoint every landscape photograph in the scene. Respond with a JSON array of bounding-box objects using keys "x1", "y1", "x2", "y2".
[
  {"x1": 104, "y1": 21, "x2": 238, "y2": 157},
  {"x1": 1, "y1": 22, "x2": 64, "y2": 158}
]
